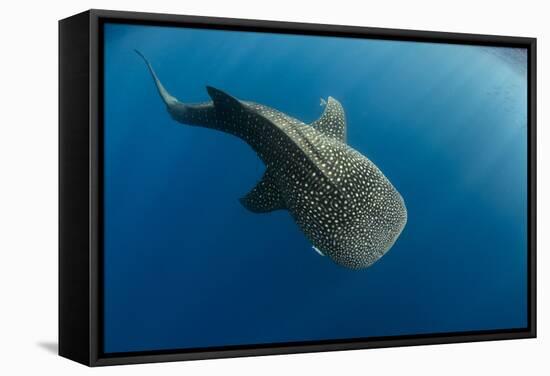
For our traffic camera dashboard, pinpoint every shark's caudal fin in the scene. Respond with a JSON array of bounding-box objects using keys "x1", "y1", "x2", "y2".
[
  {"x1": 134, "y1": 50, "x2": 180, "y2": 107},
  {"x1": 136, "y1": 53, "x2": 289, "y2": 214},
  {"x1": 310, "y1": 97, "x2": 347, "y2": 142},
  {"x1": 136, "y1": 50, "x2": 222, "y2": 130}
]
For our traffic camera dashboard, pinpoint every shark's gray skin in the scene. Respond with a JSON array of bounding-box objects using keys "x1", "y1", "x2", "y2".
[{"x1": 137, "y1": 51, "x2": 407, "y2": 269}]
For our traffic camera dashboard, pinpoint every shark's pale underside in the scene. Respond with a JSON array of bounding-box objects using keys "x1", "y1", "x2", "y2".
[{"x1": 137, "y1": 51, "x2": 407, "y2": 269}]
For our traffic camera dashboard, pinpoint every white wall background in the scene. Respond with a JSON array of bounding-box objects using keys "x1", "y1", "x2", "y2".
[{"x1": 0, "y1": 0, "x2": 546, "y2": 374}]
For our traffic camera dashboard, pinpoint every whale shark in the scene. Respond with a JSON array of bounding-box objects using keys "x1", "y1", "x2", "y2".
[{"x1": 136, "y1": 50, "x2": 407, "y2": 269}]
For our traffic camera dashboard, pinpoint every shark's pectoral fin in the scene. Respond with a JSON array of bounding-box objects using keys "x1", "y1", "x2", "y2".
[
  {"x1": 206, "y1": 86, "x2": 286, "y2": 214},
  {"x1": 310, "y1": 97, "x2": 347, "y2": 142},
  {"x1": 240, "y1": 169, "x2": 286, "y2": 213}
]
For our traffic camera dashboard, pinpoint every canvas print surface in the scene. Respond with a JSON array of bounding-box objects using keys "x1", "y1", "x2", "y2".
[{"x1": 102, "y1": 22, "x2": 528, "y2": 354}]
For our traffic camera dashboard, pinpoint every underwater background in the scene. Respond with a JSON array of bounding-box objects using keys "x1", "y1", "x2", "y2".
[{"x1": 103, "y1": 22, "x2": 528, "y2": 353}]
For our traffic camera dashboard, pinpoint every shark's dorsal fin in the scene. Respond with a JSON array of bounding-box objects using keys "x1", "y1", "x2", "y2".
[
  {"x1": 310, "y1": 97, "x2": 346, "y2": 142},
  {"x1": 207, "y1": 86, "x2": 245, "y2": 113},
  {"x1": 240, "y1": 169, "x2": 286, "y2": 213}
]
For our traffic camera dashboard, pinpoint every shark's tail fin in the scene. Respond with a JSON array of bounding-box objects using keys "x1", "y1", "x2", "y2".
[
  {"x1": 134, "y1": 49, "x2": 180, "y2": 107},
  {"x1": 135, "y1": 50, "x2": 227, "y2": 132}
]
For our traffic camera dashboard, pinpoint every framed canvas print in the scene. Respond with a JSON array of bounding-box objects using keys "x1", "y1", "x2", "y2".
[{"x1": 59, "y1": 9, "x2": 536, "y2": 366}]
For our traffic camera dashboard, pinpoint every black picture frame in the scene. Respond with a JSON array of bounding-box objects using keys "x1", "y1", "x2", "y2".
[{"x1": 59, "y1": 9, "x2": 537, "y2": 367}]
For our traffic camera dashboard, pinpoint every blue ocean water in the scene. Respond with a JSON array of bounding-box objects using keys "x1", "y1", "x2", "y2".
[{"x1": 103, "y1": 23, "x2": 528, "y2": 353}]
